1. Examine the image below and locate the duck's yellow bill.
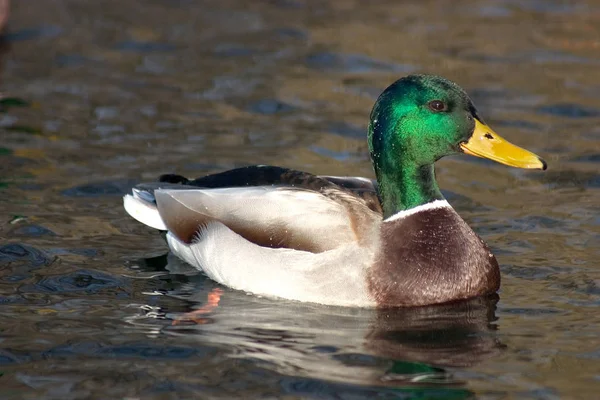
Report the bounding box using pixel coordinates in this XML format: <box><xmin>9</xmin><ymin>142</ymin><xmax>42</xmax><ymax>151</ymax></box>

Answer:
<box><xmin>460</xmin><ymin>120</ymin><xmax>547</xmax><ymax>170</ymax></box>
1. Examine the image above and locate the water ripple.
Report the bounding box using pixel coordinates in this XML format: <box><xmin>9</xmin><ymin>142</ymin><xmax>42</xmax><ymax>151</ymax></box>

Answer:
<box><xmin>19</xmin><ymin>270</ymin><xmax>129</xmax><ymax>294</ymax></box>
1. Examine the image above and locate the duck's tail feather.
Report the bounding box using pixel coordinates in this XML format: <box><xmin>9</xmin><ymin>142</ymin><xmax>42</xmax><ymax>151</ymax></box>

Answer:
<box><xmin>124</xmin><ymin>180</ymin><xmax>210</xmax><ymax>231</ymax></box>
<box><xmin>124</xmin><ymin>191</ymin><xmax>167</xmax><ymax>231</ymax></box>
<box><xmin>159</xmin><ymin>174</ymin><xmax>190</xmax><ymax>184</ymax></box>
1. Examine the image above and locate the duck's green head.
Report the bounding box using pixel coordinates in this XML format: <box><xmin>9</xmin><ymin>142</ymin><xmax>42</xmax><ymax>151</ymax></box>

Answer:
<box><xmin>368</xmin><ymin>74</ymin><xmax>546</xmax><ymax>216</ymax></box>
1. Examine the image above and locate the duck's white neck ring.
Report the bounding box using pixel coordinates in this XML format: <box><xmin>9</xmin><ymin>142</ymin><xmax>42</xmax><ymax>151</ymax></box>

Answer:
<box><xmin>383</xmin><ymin>200</ymin><xmax>451</xmax><ymax>222</ymax></box>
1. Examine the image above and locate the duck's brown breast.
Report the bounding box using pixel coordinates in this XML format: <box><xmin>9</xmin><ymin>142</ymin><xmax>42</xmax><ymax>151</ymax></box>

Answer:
<box><xmin>368</xmin><ymin>206</ymin><xmax>500</xmax><ymax>307</ymax></box>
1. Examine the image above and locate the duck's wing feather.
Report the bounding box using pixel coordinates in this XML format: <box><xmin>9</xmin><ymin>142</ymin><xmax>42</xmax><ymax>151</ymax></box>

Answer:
<box><xmin>164</xmin><ymin>165</ymin><xmax>337</xmax><ymax>191</ymax></box>
<box><xmin>318</xmin><ymin>176</ymin><xmax>382</xmax><ymax>214</ymax></box>
<box><xmin>124</xmin><ymin>165</ymin><xmax>383</xmax><ymax>252</ymax></box>
<box><xmin>318</xmin><ymin>175</ymin><xmax>378</xmax><ymax>192</ymax></box>
<box><xmin>160</xmin><ymin>166</ymin><xmax>383</xmax><ymax>214</ymax></box>
<box><xmin>154</xmin><ymin>185</ymin><xmax>380</xmax><ymax>253</ymax></box>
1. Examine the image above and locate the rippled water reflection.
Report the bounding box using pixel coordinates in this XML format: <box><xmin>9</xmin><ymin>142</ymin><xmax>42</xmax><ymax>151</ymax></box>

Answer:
<box><xmin>1</xmin><ymin>0</ymin><xmax>600</xmax><ymax>398</ymax></box>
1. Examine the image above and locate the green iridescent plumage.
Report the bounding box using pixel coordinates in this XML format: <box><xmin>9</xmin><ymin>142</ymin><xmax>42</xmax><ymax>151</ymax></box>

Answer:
<box><xmin>368</xmin><ymin>75</ymin><xmax>480</xmax><ymax>217</ymax></box>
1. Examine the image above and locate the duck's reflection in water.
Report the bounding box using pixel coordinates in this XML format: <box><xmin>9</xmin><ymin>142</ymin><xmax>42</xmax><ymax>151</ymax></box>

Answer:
<box><xmin>133</xmin><ymin>254</ymin><xmax>503</xmax><ymax>396</ymax></box>
<box><xmin>367</xmin><ymin>295</ymin><xmax>501</xmax><ymax>369</ymax></box>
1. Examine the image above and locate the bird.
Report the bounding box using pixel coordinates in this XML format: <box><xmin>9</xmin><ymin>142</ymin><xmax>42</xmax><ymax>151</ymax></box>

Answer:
<box><xmin>124</xmin><ymin>74</ymin><xmax>546</xmax><ymax>308</ymax></box>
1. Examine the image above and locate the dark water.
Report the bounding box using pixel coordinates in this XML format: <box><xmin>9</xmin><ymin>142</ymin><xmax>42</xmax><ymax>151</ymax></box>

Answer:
<box><xmin>1</xmin><ymin>0</ymin><xmax>600</xmax><ymax>398</ymax></box>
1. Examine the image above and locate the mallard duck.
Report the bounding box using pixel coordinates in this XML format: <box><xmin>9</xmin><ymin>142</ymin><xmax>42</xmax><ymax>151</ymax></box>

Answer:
<box><xmin>124</xmin><ymin>75</ymin><xmax>546</xmax><ymax>308</ymax></box>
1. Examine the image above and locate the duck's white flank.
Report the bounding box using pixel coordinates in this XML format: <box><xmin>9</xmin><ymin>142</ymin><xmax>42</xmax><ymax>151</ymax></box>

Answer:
<box><xmin>383</xmin><ymin>200</ymin><xmax>451</xmax><ymax>223</ymax></box>
<box><xmin>165</xmin><ymin>222</ymin><xmax>377</xmax><ymax>308</ymax></box>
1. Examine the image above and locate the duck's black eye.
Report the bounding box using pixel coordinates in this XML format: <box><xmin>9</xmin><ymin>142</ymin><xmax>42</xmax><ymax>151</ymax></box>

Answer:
<box><xmin>428</xmin><ymin>100</ymin><xmax>447</xmax><ymax>112</ymax></box>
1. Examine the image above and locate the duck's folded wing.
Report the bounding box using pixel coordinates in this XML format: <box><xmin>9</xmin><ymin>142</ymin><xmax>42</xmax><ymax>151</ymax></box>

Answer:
<box><xmin>157</xmin><ymin>167</ymin><xmax>383</xmax><ymax>214</ymax></box>
<box><xmin>319</xmin><ymin>175</ymin><xmax>377</xmax><ymax>192</ymax></box>
<box><xmin>154</xmin><ymin>186</ymin><xmax>379</xmax><ymax>253</ymax></box>
<box><xmin>319</xmin><ymin>176</ymin><xmax>382</xmax><ymax>214</ymax></box>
